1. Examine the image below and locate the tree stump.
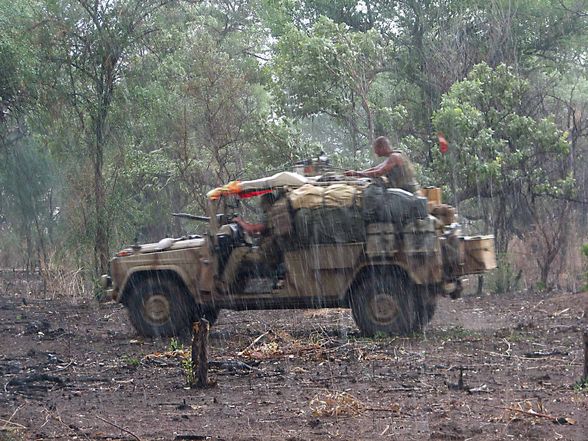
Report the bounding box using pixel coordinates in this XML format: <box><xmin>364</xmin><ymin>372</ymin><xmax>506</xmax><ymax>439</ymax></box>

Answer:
<box><xmin>191</xmin><ymin>318</ymin><xmax>210</xmax><ymax>388</ymax></box>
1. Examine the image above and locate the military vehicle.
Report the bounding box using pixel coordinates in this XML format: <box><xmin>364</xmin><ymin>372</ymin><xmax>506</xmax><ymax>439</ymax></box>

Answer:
<box><xmin>101</xmin><ymin>170</ymin><xmax>496</xmax><ymax>337</ymax></box>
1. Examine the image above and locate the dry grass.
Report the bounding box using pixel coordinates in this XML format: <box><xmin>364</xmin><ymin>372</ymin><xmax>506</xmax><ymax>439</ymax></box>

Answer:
<box><xmin>239</xmin><ymin>330</ymin><xmax>325</xmax><ymax>360</ymax></box>
<box><xmin>309</xmin><ymin>391</ymin><xmax>401</xmax><ymax>417</ymax></box>
<box><xmin>142</xmin><ymin>349</ymin><xmax>190</xmax><ymax>361</ymax></box>
<box><xmin>41</xmin><ymin>251</ymin><xmax>91</xmax><ymax>298</ymax></box>
<box><xmin>43</xmin><ymin>266</ymin><xmax>88</xmax><ymax>298</ymax></box>
<box><xmin>309</xmin><ymin>391</ymin><xmax>366</xmax><ymax>417</ymax></box>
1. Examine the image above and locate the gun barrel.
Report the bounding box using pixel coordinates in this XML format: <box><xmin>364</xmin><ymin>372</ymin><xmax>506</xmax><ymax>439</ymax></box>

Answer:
<box><xmin>172</xmin><ymin>213</ymin><xmax>210</xmax><ymax>221</ymax></box>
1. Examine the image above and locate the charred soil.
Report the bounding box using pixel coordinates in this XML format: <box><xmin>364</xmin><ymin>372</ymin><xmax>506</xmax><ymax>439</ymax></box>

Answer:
<box><xmin>0</xmin><ymin>273</ymin><xmax>587</xmax><ymax>440</ymax></box>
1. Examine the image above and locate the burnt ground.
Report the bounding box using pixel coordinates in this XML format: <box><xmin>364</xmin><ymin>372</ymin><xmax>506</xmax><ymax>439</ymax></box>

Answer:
<box><xmin>0</xmin><ymin>274</ymin><xmax>587</xmax><ymax>441</ymax></box>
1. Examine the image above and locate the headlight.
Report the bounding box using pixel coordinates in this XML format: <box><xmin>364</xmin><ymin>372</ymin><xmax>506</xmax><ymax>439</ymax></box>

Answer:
<box><xmin>99</xmin><ymin>274</ymin><xmax>112</xmax><ymax>289</ymax></box>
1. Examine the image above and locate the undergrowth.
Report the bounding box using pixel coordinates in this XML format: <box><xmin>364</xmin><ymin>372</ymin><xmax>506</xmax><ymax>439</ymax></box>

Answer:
<box><xmin>573</xmin><ymin>377</ymin><xmax>588</xmax><ymax>393</ymax></box>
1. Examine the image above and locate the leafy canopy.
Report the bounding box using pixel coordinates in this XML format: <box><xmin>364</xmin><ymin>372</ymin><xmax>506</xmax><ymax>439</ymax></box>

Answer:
<box><xmin>432</xmin><ymin>63</ymin><xmax>571</xmax><ymax>204</ymax></box>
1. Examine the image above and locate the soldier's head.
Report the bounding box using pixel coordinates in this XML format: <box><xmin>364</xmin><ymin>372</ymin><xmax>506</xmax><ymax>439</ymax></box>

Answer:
<box><xmin>373</xmin><ymin>136</ymin><xmax>392</xmax><ymax>157</ymax></box>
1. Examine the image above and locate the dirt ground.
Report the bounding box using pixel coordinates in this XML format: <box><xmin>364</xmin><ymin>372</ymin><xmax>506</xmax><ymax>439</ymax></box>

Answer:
<box><xmin>0</xmin><ymin>273</ymin><xmax>587</xmax><ymax>441</ymax></box>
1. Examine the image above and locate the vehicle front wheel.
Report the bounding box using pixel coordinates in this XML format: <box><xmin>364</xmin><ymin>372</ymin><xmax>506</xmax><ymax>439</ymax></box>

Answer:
<box><xmin>126</xmin><ymin>276</ymin><xmax>198</xmax><ymax>337</ymax></box>
<box><xmin>350</xmin><ymin>270</ymin><xmax>417</xmax><ymax>337</ymax></box>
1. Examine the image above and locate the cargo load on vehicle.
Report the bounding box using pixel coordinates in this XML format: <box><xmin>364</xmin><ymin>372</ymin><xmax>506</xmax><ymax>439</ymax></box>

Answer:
<box><xmin>267</xmin><ymin>180</ymin><xmax>432</xmax><ymax>249</ymax></box>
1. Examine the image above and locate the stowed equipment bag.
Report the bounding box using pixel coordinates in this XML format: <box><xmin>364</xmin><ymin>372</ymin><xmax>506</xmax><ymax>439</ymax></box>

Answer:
<box><xmin>294</xmin><ymin>206</ymin><xmax>365</xmax><ymax>245</ymax></box>
<box><xmin>362</xmin><ymin>185</ymin><xmax>428</xmax><ymax>225</ymax></box>
<box><xmin>290</xmin><ymin>183</ymin><xmax>365</xmax><ymax>246</ymax></box>
<box><xmin>280</xmin><ymin>182</ymin><xmax>428</xmax><ymax>248</ymax></box>
<box><xmin>289</xmin><ymin>183</ymin><xmax>361</xmax><ymax>209</ymax></box>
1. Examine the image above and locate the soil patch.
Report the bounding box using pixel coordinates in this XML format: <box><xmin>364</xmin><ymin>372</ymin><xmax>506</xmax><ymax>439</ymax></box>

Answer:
<box><xmin>1</xmin><ymin>273</ymin><xmax>587</xmax><ymax>440</ymax></box>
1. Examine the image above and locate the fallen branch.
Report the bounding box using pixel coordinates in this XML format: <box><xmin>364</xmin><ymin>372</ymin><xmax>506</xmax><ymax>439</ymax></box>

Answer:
<box><xmin>0</xmin><ymin>419</ymin><xmax>27</xmax><ymax>429</ymax></box>
<box><xmin>95</xmin><ymin>415</ymin><xmax>143</xmax><ymax>441</ymax></box>
<box><xmin>493</xmin><ymin>405</ymin><xmax>576</xmax><ymax>425</ymax></box>
<box><xmin>1</xmin><ymin>405</ymin><xmax>24</xmax><ymax>430</ymax></box>
<box><xmin>208</xmin><ymin>360</ymin><xmax>259</xmax><ymax>372</ymax></box>
<box><xmin>6</xmin><ymin>374</ymin><xmax>65</xmax><ymax>387</ymax></box>
<box><xmin>501</xmin><ymin>406</ymin><xmax>557</xmax><ymax>421</ymax></box>
<box><xmin>364</xmin><ymin>405</ymin><xmax>401</xmax><ymax>413</ymax></box>
<box><xmin>524</xmin><ymin>349</ymin><xmax>568</xmax><ymax>358</ymax></box>
<box><xmin>237</xmin><ymin>331</ymin><xmax>270</xmax><ymax>356</ymax></box>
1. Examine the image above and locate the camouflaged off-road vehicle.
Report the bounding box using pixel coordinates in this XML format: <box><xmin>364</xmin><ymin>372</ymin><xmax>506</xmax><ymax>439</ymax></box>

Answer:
<box><xmin>101</xmin><ymin>172</ymin><xmax>496</xmax><ymax>337</ymax></box>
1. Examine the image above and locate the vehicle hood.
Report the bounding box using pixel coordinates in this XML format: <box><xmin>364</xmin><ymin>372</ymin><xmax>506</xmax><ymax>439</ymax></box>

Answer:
<box><xmin>122</xmin><ymin>236</ymin><xmax>206</xmax><ymax>255</ymax></box>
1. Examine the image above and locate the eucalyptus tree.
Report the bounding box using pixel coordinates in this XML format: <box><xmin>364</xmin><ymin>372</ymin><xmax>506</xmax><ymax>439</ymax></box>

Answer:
<box><xmin>0</xmin><ymin>0</ymin><xmax>37</xmax><ymax>126</ymax></box>
<box><xmin>110</xmin><ymin>0</ymin><xmax>306</xmax><ymax>240</ymax></box>
<box><xmin>0</xmin><ymin>0</ymin><xmax>54</xmax><ymax>271</ymax></box>
<box><xmin>0</xmin><ymin>140</ymin><xmax>55</xmax><ymax>271</ymax></box>
<box><xmin>432</xmin><ymin>63</ymin><xmax>573</xmax><ymax>284</ymax></box>
<box><xmin>32</xmin><ymin>0</ymin><xmax>175</xmax><ymax>275</ymax></box>
<box><xmin>271</xmin><ymin>16</ymin><xmax>395</xmax><ymax>161</ymax></box>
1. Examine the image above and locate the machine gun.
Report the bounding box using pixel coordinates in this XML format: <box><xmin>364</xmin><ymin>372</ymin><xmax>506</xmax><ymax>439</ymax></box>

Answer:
<box><xmin>172</xmin><ymin>212</ymin><xmax>210</xmax><ymax>222</ymax></box>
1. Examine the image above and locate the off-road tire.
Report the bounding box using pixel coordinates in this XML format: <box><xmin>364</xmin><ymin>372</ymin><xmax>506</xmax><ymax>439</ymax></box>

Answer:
<box><xmin>127</xmin><ymin>276</ymin><xmax>199</xmax><ymax>337</ymax></box>
<box><xmin>350</xmin><ymin>269</ymin><xmax>416</xmax><ymax>337</ymax></box>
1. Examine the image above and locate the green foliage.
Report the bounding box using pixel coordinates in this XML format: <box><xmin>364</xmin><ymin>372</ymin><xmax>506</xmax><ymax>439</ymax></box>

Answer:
<box><xmin>0</xmin><ymin>41</ymin><xmax>21</xmax><ymax>113</ymax></box>
<box><xmin>0</xmin><ymin>0</ymin><xmax>37</xmax><ymax>117</ymax></box>
<box><xmin>261</xmin><ymin>0</ymin><xmax>377</xmax><ymax>36</ymax></box>
<box><xmin>432</xmin><ymin>63</ymin><xmax>573</xmax><ymax>251</ymax></box>
<box><xmin>574</xmin><ymin>377</ymin><xmax>588</xmax><ymax>393</ymax></box>
<box><xmin>168</xmin><ymin>337</ymin><xmax>184</xmax><ymax>352</ymax></box>
<box><xmin>106</xmin><ymin>148</ymin><xmax>176</xmax><ymax>244</ymax></box>
<box><xmin>273</xmin><ymin>16</ymin><xmax>387</xmax><ymax>112</ymax></box>
<box><xmin>487</xmin><ymin>254</ymin><xmax>521</xmax><ymax>294</ymax></box>
<box><xmin>271</xmin><ymin>15</ymin><xmax>394</xmax><ymax>154</ymax></box>
<box><xmin>123</xmin><ymin>356</ymin><xmax>141</xmax><ymax>368</ymax></box>
<box><xmin>181</xmin><ymin>355</ymin><xmax>195</xmax><ymax>386</ymax></box>
<box><xmin>0</xmin><ymin>137</ymin><xmax>56</xmax><ymax>269</ymax></box>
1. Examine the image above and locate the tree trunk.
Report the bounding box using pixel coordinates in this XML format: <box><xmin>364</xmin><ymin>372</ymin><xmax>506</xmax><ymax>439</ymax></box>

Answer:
<box><xmin>92</xmin><ymin>57</ymin><xmax>116</xmax><ymax>277</ymax></box>
<box><xmin>539</xmin><ymin>263</ymin><xmax>549</xmax><ymax>289</ymax></box>
<box><xmin>360</xmin><ymin>94</ymin><xmax>374</xmax><ymax>144</ymax></box>
<box><xmin>476</xmin><ymin>275</ymin><xmax>484</xmax><ymax>296</ymax></box>
<box><xmin>93</xmin><ymin>114</ymin><xmax>108</xmax><ymax>277</ymax></box>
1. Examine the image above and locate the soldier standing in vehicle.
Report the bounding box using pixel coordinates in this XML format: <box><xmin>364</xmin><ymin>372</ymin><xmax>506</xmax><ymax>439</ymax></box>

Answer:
<box><xmin>344</xmin><ymin>136</ymin><xmax>419</xmax><ymax>193</ymax></box>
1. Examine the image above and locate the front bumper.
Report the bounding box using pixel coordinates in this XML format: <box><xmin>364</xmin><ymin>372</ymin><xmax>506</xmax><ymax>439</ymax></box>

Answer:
<box><xmin>99</xmin><ymin>274</ymin><xmax>118</xmax><ymax>301</ymax></box>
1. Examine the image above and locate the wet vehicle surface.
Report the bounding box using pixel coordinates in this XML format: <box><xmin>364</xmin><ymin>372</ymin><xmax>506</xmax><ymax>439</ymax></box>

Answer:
<box><xmin>1</xmin><ymin>274</ymin><xmax>586</xmax><ymax>441</ymax></box>
<box><xmin>103</xmin><ymin>172</ymin><xmax>496</xmax><ymax>338</ymax></box>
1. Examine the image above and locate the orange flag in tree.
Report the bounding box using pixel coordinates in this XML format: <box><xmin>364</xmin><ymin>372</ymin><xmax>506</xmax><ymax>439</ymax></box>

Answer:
<box><xmin>438</xmin><ymin>132</ymin><xmax>448</xmax><ymax>154</ymax></box>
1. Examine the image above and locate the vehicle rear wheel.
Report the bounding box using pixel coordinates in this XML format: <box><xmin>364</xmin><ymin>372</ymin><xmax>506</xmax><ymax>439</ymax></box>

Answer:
<box><xmin>127</xmin><ymin>276</ymin><xmax>198</xmax><ymax>337</ymax></box>
<box><xmin>350</xmin><ymin>269</ymin><xmax>416</xmax><ymax>337</ymax></box>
